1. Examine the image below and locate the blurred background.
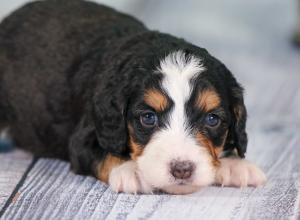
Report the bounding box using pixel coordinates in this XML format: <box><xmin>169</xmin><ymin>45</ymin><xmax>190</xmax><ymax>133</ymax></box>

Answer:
<box><xmin>1</xmin><ymin>0</ymin><xmax>300</xmax><ymax>129</ymax></box>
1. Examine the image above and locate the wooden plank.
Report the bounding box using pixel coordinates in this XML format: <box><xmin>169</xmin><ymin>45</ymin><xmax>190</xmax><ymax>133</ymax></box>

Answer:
<box><xmin>0</xmin><ymin>150</ymin><xmax>32</xmax><ymax>210</ymax></box>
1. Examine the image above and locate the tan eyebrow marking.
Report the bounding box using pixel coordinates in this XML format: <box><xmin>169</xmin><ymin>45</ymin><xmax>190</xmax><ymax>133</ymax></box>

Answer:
<box><xmin>196</xmin><ymin>89</ymin><xmax>221</xmax><ymax>112</ymax></box>
<box><xmin>144</xmin><ymin>89</ymin><xmax>168</xmax><ymax>112</ymax></box>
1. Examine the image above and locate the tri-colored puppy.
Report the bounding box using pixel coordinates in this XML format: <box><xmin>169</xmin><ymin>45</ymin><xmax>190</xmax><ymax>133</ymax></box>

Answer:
<box><xmin>0</xmin><ymin>0</ymin><xmax>266</xmax><ymax>194</ymax></box>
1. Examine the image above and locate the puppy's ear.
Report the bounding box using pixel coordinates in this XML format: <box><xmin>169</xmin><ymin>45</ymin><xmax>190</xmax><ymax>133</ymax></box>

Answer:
<box><xmin>91</xmin><ymin>50</ymin><xmax>141</xmax><ymax>156</ymax></box>
<box><xmin>68</xmin><ymin>115</ymin><xmax>104</xmax><ymax>175</ymax></box>
<box><xmin>92</xmin><ymin>88</ymin><xmax>129</xmax><ymax>156</ymax></box>
<box><xmin>91</xmin><ymin>40</ymin><xmax>148</xmax><ymax>156</ymax></box>
<box><xmin>224</xmin><ymin>77</ymin><xmax>248</xmax><ymax>158</ymax></box>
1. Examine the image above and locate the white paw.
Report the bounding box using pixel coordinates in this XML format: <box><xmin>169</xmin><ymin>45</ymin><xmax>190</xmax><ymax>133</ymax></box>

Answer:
<box><xmin>216</xmin><ymin>158</ymin><xmax>267</xmax><ymax>187</ymax></box>
<box><xmin>108</xmin><ymin>161</ymin><xmax>153</xmax><ymax>194</ymax></box>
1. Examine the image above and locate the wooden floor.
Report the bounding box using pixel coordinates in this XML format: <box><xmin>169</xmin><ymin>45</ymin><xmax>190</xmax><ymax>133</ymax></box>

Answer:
<box><xmin>0</xmin><ymin>150</ymin><xmax>32</xmax><ymax>211</ymax></box>
<box><xmin>1</xmin><ymin>0</ymin><xmax>300</xmax><ymax>219</ymax></box>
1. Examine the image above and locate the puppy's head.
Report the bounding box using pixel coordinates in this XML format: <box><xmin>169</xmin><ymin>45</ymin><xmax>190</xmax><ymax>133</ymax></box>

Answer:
<box><xmin>93</xmin><ymin>49</ymin><xmax>247</xmax><ymax>194</ymax></box>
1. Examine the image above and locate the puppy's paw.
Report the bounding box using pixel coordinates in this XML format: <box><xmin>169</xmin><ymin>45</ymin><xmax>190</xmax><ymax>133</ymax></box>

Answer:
<box><xmin>109</xmin><ymin>161</ymin><xmax>153</xmax><ymax>194</ymax></box>
<box><xmin>216</xmin><ymin>158</ymin><xmax>267</xmax><ymax>188</ymax></box>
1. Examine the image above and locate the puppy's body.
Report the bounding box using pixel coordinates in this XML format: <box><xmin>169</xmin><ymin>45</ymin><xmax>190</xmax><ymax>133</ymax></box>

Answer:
<box><xmin>0</xmin><ymin>0</ymin><xmax>266</xmax><ymax>194</ymax></box>
<box><xmin>0</xmin><ymin>0</ymin><xmax>145</xmax><ymax>159</ymax></box>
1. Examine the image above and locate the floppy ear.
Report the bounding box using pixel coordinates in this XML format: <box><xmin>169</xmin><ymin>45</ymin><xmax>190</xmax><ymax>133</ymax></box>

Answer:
<box><xmin>91</xmin><ymin>49</ymin><xmax>142</xmax><ymax>157</ymax></box>
<box><xmin>224</xmin><ymin>80</ymin><xmax>248</xmax><ymax>158</ymax></box>
<box><xmin>68</xmin><ymin>114</ymin><xmax>105</xmax><ymax>175</ymax></box>
<box><xmin>92</xmin><ymin>86</ymin><xmax>130</xmax><ymax>156</ymax></box>
<box><xmin>90</xmin><ymin>36</ymin><xmax>152</xmax><ymax>156</ymax></box>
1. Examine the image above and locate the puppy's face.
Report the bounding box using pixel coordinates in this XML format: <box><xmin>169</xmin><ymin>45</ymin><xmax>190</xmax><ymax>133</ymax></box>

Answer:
<box><xmin>126</xmin><ymin>51</ymin><xmax>242</xmax><ymax>194</ymax></box>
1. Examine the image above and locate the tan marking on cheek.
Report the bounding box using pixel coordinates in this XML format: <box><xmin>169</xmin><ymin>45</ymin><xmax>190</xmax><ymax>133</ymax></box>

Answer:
<box><xmin>96</xmin><ymin>154</ymin><xmax>125</xmax><ymax>183</ymax></box>
<box><xmin>128</xmin><ymin>124</ymin><xmax>144</xmax><ymax>160</ymax></box>
<box><xmin>196</xmin><ymin>130</ymin><xmax>229</xmax><ymax>164</ymax></box>
<box><xmin>196</xmin><ymin>89</ymin><xmax>221</xmax><ymax>112</ymax></box>
<box><xmin>196</xmin><ymin>133</ymin><xmax>221</xmax><ymax>167</ymax></box>
<box><xmin>144</xmin><ymin>89</ymin><xmax>168</xmax><ymax>112</ymax></box>
<box><xmin>129</xmin><ymin>135</ymin><xmax>144</xmax><ymax>160</ymax></box>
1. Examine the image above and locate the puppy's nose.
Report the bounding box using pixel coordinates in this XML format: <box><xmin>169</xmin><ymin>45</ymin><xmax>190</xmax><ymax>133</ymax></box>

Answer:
<box><xmin>170</xmin><ymin>160</ymin><xmax>195</xmax><ymax>179</ymax></box>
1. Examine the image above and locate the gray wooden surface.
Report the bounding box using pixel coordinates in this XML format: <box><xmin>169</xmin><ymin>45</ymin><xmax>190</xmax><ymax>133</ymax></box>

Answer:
<box><xmin>0</xmin><ymin>150</ymin><xmax>32</xmax><ymax>211</ymax></box>
<box><xmin>1</xmin><ymin>0</ymin><xmax>300</xmax><ymax>219</ymax></box>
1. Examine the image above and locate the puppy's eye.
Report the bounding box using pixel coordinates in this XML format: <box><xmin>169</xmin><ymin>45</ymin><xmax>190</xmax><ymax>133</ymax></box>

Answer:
<box><xmin>204</xmin><ymin>113</ymin><xmax>220</xmax><ymax>127</ymax></box>
<box><xmin>140</xmin><ymin>111</ymin><xmax>158</xmax><ymax>128</ymax></box>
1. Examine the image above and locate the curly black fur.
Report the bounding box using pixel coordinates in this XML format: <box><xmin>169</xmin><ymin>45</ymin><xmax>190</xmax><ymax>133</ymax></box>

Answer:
<box><xmin>0</xmin><ymin>0</ymin><xmax>247</xmax><ymax>177</ymax></box>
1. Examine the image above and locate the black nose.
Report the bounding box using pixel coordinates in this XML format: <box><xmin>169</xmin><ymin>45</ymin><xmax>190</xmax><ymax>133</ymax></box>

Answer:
<box><xmin>170</xmin><ymin>160</ymin><xmax>195</xmax><ymax>179</ymax></box>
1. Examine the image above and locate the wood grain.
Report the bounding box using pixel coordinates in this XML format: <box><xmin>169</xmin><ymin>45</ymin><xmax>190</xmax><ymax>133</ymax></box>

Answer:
<box><xmin>0</xmin><ymin>150</ymin><xmax>32</xmax><ymax>210</ymax></box>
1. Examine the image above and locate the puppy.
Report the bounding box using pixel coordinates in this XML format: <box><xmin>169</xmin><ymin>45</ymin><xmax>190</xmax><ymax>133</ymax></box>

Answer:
<box><xmin>0</xmin><ymin>0</ymin><xmax>266</xmax><ymax>194</ymax></box>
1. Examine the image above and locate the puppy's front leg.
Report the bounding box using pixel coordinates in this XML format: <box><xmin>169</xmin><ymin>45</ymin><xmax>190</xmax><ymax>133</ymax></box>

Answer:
<box><xmin>96</xmin><ymin>155</ymin><xmax>153</xmax><ymax>194</ymax></box>
<box><xmin>216</xmin><ymin>157</ymin><xmax>267</xmax><ymax>187</ymax></box>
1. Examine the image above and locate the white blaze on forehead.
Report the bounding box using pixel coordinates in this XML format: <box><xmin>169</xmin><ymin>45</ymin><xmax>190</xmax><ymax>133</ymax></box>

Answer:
<box><xmin>136</xmin><ymin>51</ymin><xmax>215</xmax><ymax>193</ymax></box>
<box><xmin>158</xmin><ymin>50</ymin><xmax>205</xmax><ymax>132</ymax></box>
<box><xmin>159</xmin><ymin>50</ymin><xmax>205</xmax><ymax>79</ymax></box>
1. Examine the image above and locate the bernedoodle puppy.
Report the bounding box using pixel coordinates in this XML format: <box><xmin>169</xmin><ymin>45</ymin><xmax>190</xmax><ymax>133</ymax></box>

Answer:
<box><xmin>0</xmin><ymin>0</ymin><xmax>266</xmax><ymax>194</ymax></box>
